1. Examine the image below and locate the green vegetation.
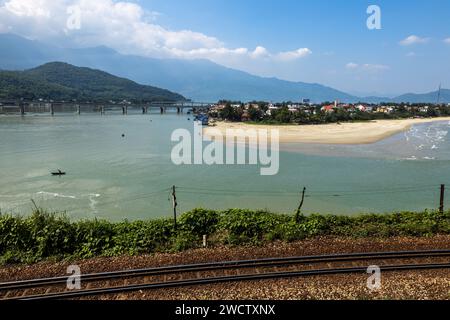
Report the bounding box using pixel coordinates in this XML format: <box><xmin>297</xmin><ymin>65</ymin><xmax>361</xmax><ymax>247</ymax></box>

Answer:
<box><xmin>1</xmin><ymin>208</ymin><xmax>449</xmax><ymax>265</ymax></box>
<box><xmin>0</xmin><ymin>62</ymin><xmax>185</xmax><ymax>103</ymax></box>
<box><xmin>212</xmin><ymin>102</ymin><xmax>450</xmax><ymax>125</ymax></box>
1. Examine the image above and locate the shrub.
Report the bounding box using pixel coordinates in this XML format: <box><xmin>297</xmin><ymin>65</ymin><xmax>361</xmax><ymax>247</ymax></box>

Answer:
<box><xmin>171</xmin><ymin>231</ymin><xmax>200</xmax><ymax>252</ymax></box>
<box><xmin>0</xmin><ymin>214</ymin><xmax>31</xmax><ymax>255</ymax></box>
<box><xmin>73</xmin><ymin>219</ymin><xmax>115</xmax><ymax>258</ymax></box>
<box><xmin>0</xmin><ymin>209</ymin><xmax>449</xmax><ymax>265</ymax></box>
<box><xmin>28</xmin><ymin>211</ymin><xmax>76</xmax><ymax>258</ymax></box>
<box><xmin>179</xmin><ymin>209</ymin><xmax>220</xmax><ymax>237</ymax></box>
<box><xmin>219</xmin><ymin>209</ymin><xmax>287</xmax><ymax>244</ymax></box>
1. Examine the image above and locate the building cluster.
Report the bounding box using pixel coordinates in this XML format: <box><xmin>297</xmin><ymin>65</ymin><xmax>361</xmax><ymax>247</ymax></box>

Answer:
<box><xmin>209</xmin><ymin>99</ymin><xmax>450</xmax><ymax>121</ymax></box>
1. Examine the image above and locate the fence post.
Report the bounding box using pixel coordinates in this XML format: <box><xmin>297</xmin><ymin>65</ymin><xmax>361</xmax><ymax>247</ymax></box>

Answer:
<box><xmin>172</xmin><ymin>185</ymin><xmax>178</xmax><ymax>229</ymax></box>
<box><xmin>440</xmin><ymin>184</ymin><xmax>445</xmax><ymax>214</ymax></box>
<box><xmin>295</xmin><ymin>187</ymin><xmax>307</xmax><ymax>223</ymax></box>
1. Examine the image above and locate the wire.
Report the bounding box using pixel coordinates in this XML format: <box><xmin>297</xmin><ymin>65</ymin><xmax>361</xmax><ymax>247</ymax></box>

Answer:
<box><xmin>175</xmin><ymin>184</ymin><xmax>440</xmax><ymax>199</ymax></box>
<box><xmin>97</xmin><ymin>188</ymin><xmax>171</xmax><ymax>206</ymax></box>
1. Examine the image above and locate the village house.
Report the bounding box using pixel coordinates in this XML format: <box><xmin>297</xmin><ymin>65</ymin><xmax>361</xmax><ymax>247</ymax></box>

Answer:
<box><xmin>244</xmin><ymin>103</ymin><xmax>260</xmax><ymax>110</ymax></box>
<box><xmin>302</xmin><ymin>106</ymin><xmax>318</xmax><ymax>115</ymax></box>
<box><xmin>266</xmin><ymin>103</ymin><xmax>279</xmax><ymax>116</ymax></box>
<box><xmin>321</xmin><ymin>104</ymin><xmax>335</xmax><ymax>113</ymax></box>
<box><xmin>365</xmin><ymin>105</ymin><xmax>374</xmax><ymax>113</ymax></box>
<box><xmin>376</xmin><ymin>106</ymin><xmax>395</xmax><ymax>114</ymax></box>
<box><xmin>355</xmin><ymin>104</ymin><xmax>367</xmax><ymax>112</ymax></box>
<box><xmin>210</xmin><ymin>104</ymin><xmax>226</xmax><ymax>112</ymax></box>
<box><xmin>418</xmin><ymin>105</ymin><xmax>429</xmax><ymax>113</ymax></box>
<box><xmin>288</xmin><ymin>104</ymin><xmax>301</xmax><ymax>112</ymax></box>
<box><xmin>241</xmin><ymin>110</ymin><xmax>250</xmax><ymax>122</ymax></box>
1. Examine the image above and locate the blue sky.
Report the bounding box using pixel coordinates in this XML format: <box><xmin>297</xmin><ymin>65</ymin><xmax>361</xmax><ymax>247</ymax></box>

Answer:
<box><xmin>143</xmin><ymin>0</ymin><xmax>450</xmax><ymax>96</ymax></box>
<box><xmin>0</xmin><ymin>0</ymin><xmax>449</xmax><ymax>95</ymax></box>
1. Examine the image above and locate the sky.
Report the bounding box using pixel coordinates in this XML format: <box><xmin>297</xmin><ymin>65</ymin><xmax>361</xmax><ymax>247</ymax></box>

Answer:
<box><xmin>0</xmin><ymin>0</ymin><xmax>449</xmax><ymax>96</ymax></box>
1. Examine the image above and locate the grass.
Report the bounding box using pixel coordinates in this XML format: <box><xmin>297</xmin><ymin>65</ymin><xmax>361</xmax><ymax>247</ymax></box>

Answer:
<box><xmin>0</xmin><ymin>208</ymin><xmax>449</xmax><ymax>265</ymax></box>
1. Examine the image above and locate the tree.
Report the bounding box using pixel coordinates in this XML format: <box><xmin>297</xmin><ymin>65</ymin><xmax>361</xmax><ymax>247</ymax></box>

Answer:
<box><xmin>219</xmin><ymin>103</ymin><xmax>242</xmax><ymax>121</ymax></box>
<box><xmin>273</xmin><ymin>106</ymin><xmax>292</xmax><ymax>123</ymax></box>
<box><xmin>248</xmin><ymin>106</ymin><xmax>263</xmax><ymax>121</ymax></box>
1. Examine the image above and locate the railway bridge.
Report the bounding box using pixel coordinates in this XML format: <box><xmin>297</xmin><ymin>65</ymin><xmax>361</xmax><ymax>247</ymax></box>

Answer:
<box><xmin>0</xmin><ymin>100</ymin><xmax>214</xmax><ymax>115</ymax></box>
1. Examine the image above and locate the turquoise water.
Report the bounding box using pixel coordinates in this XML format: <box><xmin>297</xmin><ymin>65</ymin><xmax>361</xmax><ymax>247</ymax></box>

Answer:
<box><xmin>0</xmin><ymin>113</ymin><xmax>449</xmax><ymax>221</ymax></box>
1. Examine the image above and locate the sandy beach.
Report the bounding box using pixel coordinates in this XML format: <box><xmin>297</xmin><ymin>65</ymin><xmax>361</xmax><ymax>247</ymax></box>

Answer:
<box><xmin>204</xmin><ymin>117</ymin><xmax>450</xmax><ymax>145</ymax></box>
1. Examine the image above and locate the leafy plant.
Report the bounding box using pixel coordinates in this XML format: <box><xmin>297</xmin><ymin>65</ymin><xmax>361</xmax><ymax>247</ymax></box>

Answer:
<box><xmin>0</xmin><ymin>208</ymin><xmax>449</xmax><ymax>265</ymax></box>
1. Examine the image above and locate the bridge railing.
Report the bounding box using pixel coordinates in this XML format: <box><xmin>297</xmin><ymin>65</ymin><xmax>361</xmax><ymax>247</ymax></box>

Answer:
<box><xmin>0</xmin><ymin>100</ymin><xmax>214</xmax><ymax>115</ymax></box>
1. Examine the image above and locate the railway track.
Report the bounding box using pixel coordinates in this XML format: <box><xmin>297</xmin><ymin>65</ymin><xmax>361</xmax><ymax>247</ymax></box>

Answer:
<box><xmin>1</xmin><ymin>250</ymin><xmax>449</xmax><ymax>300</ymax></box>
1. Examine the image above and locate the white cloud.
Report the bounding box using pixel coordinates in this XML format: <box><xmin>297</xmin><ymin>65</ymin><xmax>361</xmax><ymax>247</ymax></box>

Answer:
<box><xmin>444</xmin><ymin>38</ymin><xmax>450</xmax><ymax>44</ymax></box>
<box><xmin>406</xmin><ymin>52</ymin><xmax>416</xmax><ymax>57</ymax></box>
<box><xmin>5</xmin><ymin>0</ymin><xmax>51</xmax><ymax>17</ymax></box>
<box><xmin>346</xmin><ymin>63</ymin><xmax>389</xmax><ymax>72</ymax></box>
<box><xmin>276</xmin><ymin>48</ymin><xmax>312</xmax><ymax>61</ymax></box>
<box><xmin>0</xmin><ymin>0</ymin><xmax>311</xmax><ymax>68</ymax></box>
<box><xmin>362</xmin><ymin>64</ymin><xmax>389</xmax><ymax>71</ymax></box>
<box><xmin>250</xmin><ymin>46</ymin><xmax>270</xmax><ymax>59</ymax></box>
<box><xmin>399</xmin><ymin>35</ymin><xmax>429</xmax><ymax>46</ymax></box>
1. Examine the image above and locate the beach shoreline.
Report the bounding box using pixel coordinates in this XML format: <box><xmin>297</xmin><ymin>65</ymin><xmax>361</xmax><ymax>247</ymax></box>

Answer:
<box><xmin>204</xmin><ymin>117</ymin><xmax>450</xmax><ymax>145</ymax></box>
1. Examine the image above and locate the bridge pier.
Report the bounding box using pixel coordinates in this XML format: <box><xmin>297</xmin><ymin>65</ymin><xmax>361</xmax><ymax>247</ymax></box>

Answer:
<box><xmin>0</xmin><ymin>101</ymin><xmax>212</xmax><ymax>116</ymax></box>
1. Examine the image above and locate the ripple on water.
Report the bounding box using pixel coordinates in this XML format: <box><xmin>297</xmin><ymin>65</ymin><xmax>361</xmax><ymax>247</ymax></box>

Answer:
<box><xmin>36</xmin><ymin>191</ymin><xmax>77</xmax><ymax>200</ymax></box>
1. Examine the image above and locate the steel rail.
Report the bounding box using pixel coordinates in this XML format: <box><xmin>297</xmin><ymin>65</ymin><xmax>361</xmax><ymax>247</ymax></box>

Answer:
<box><xmin>15</xmin><ymin>262</ymin><xmax>450</xmax><ymax>301</ymax></box>
<box><xmin>1</xmin><ymin>249</ymin><xmax>449</xmax><ymax>292</ymax></box>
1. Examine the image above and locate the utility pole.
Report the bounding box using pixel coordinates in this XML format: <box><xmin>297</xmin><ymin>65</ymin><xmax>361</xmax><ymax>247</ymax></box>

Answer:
<box><xmin>172</xmin><ymin>185</ymin><xmax>178</xmax><ymax>229</ymax></box>
<box><xmin>439</xmin><ymin>184</ymin><xmax>445</xmax><ymax>214</ymax></box>
<box><xmin>295</xmin><ymin>187</ymin><xmax>307</xmax><ymax>223</ymax></box>
<box><xmin>437</xmin><ymin>83</ymin><xmax>442</xmax><ymax>105</ymax></box>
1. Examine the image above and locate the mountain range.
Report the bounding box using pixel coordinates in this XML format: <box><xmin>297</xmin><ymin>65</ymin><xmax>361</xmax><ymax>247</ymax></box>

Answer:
<box><xmin>0</xmin><ymin>33</ymin><xmax>448</xmax><ymax>103</ymax></box>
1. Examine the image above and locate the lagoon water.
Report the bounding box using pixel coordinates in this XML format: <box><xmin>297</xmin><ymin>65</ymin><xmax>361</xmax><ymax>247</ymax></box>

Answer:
<box><xmin>1</xmin><ymin>112</ymin><xmax>449</xmax><ymax>221</ymax></box>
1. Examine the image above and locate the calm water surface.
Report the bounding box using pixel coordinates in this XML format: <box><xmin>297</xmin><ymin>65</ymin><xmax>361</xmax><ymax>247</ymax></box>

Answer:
<box><xmin>1</xmin><ymin>113</ymin><xmax>449</xmax><ymax>221</ymax></box>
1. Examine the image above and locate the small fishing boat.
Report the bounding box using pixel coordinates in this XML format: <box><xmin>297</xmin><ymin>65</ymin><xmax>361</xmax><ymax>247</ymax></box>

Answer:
<box><xmin>51</xmin><ymin>170</ymin><xmax>66</xmax><ymax>176</ymax></box>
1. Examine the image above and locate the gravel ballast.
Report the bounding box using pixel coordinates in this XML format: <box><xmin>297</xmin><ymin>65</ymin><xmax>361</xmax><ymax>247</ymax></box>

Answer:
<box><xmin>1</xmin><ymin>236</ymin><xmax>449</xmax><ymax>300</ymax></box>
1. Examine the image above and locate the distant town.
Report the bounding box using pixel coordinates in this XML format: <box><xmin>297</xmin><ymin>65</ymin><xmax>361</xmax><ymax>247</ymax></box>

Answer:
<box><xmin>3</xmin><ymin>97</ymin><xmax>450</xmax><ymax>126</ymax></box>
<box><xmin>208</xmin><ymin>99</ymin><xmax>450</xmax><ymax>124</ymax></box>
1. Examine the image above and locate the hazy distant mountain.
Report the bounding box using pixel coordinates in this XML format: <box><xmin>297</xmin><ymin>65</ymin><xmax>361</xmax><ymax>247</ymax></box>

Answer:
<box><xmin>0</xmin><ymin>34</ymin><xmax>355</xmax><ymax>102</ymax></box>
<box><xmin>360</xmin><ymin>90</ymin><xmax>449</xmax><ymax>104</ymax></box>
<box><xmin>392</xmin><ymin>90</ymin><xmax>450</xmax><ymax>104</ymax></box>
<box><xmin>0</xmin><ymin>33</ymin><xmax>448</xmax><ymax>103</ymax></box>
<box><xmin>0</xmin><ymin>62</ymin><xmax>185</xmax><ymax>102</ymax></box>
